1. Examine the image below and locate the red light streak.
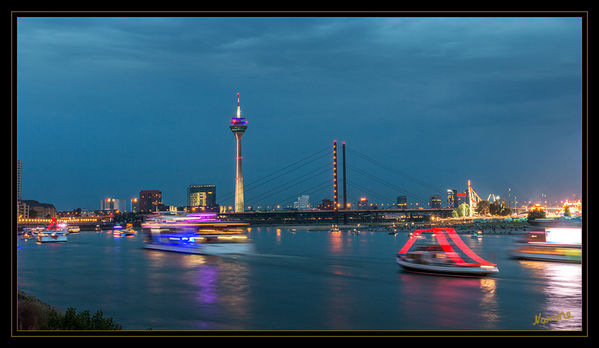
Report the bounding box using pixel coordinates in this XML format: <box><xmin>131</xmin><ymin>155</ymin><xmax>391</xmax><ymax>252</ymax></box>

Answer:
<box><xmin>434</xmin><ymin>231</ymin><xmax>474</xmax><ymax>265</ymax></box>
<box><xmin>445</xmin><ymin>228</ymin><xmax>495</xmax><ymax>266</ymax></box>
<box><xmin>398</xmin><ymin>228</ymin><xmax>495</xmax><ymax>267</ymax></box>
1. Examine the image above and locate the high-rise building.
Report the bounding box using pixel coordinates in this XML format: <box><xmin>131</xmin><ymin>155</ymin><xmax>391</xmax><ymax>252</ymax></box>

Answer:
<box><xmin>17</xmin><ymin>160</ymin><xmax>22</xmax><ymax>201</ymax></box>
<box><xmin>293</xmin><ymin>195</ymin><xmax>310</xmax><ymax>210</ymax></box>
<box><xmin>430</xmin><ymin>195</ymin><xmax>442</xmax><ymax>209</ymax></box>
<box><xmin>230</xmin><ymin>92</ymin><xmax>248</xmax><ymax>213</ymax></box>
<box><xmin>101</xmin><ymin>198</ymin><xmax>124</xmax><ymax>211</ymax></box>
<box><xmin>139</xmin><ymin>190</ymin><xmax>162</xmax><ymax>213</ymax></box>
<box><xmin>396</xmin><ymin>196</ymin><xmax>407</xmax><ymax>209</ymax></box>
<box><xmin>17</xmin><ymin>160</ymin><xmax>29</xmax><ymax>218</ymax></box>
<box><xmin>318</xmin><ymin>199</ymin><xmax>335</xmax><ymax>210</ymax></box>
<box><xmin>447</xmin><ymin>189</ymin><xmax>458</xmax><ymax>209</ymax></box>
<box><xmin>130</xmin><ymin>198</ymin><xmax>139</xmax><ymax>212</ymax></box>
<box><xmin>188</xmin><ymin>184</ymin><xmax>216</xmax><ymax>208</ymax></box>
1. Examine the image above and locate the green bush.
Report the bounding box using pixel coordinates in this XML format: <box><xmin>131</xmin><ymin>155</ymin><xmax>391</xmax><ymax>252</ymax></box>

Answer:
<box><xmin>47</xmin><ymin>307</ymin><xmax>122</xmax><ymax>330</ymax></box>
<box><xmin>527</xmin><ymin>210</ymin><xmax>546</xmax><ymax>220</ymax></box>
<box><xmin>18</xmin><ymin>291</ymin><xmax>121</xmax><ymax>330</ymax></box>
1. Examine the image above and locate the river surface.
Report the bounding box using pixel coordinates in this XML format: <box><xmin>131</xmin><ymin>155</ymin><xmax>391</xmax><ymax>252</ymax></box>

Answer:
<box><xmin>16</xmin><ymin>227</ymin><xmax>583</xmax><ymax>332</ymax></box>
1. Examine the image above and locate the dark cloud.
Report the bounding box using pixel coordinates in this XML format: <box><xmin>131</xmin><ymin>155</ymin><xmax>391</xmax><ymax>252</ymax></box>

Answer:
<box><xmin>17</xmin><ymin>17</ymin><xmax>582</xmax><ymax>210</ymax></box>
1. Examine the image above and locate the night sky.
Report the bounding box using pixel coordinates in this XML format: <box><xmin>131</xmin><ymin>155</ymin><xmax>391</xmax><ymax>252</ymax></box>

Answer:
<box><xmin>16</xmin><ymin>17</ymin><xmax>583</xmax><ymax>211</ymax></box>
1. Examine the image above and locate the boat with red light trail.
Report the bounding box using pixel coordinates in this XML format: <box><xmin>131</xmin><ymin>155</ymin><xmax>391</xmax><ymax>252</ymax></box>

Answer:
<box><xmin>396</xmin><ymin>227</ymin><xmax>499</xmax><ymax>276</ymax></box>
<box><xmin>142</xmin><ymin>212</ymin><xmax>253</xmax><ymax>255</ymax></box>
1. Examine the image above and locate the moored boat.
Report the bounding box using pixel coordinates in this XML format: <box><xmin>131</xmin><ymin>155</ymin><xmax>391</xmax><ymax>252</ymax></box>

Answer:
<box><xmin>329</xmin><ymin>225</ymin><xmax>341</xmax><ymax>233</ymax></box>
<box><xmin>396</xmin><ymin>227</ymin><xmax>498</xmax><ymax>277</ymax></box>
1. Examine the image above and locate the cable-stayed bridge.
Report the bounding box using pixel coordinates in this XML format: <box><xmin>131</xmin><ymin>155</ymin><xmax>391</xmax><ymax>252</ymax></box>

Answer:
<box><xmin>218</xmin><ymin>140</ymin><xmax>457</xmax><ymax>223</ymax></box>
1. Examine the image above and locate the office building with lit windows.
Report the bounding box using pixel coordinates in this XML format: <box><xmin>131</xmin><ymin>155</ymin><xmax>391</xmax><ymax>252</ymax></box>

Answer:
<box><xmin>430</xmin><ymin>195</ymin><xmax>442</xmax><ymax>208</ymax></box>
<box><xmin>293</xmin><ymin>195</ymin><xmax>310</xmax><ymax>210</ymax></box>
<box><xmin>130</xmin><ymin>198</ymin><xmax>139</xmax><ymax>212</ymax></box>
<box><xmin>447</xmin><ymin>189</ymin><xmax>458</xmax><ymax>209</ymax></box>
<box><xmin>188</xmin><ymin>184</ymin><xmax>216</xmax><ymax>208</ymax></box>
<box><xmin>140</xmin><ymin>190</ymin><xmax>162</xmax><ymax>213</ymax></box>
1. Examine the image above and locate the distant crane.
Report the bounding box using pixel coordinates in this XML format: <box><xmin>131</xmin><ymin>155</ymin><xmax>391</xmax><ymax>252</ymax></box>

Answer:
<box><xmin>487</xmin><ymin>193</ymin><xmax>499</xmax><ymax>202</ymax></box>
<box><xmin>467</xmin><ymin>180</ymin><xmax>483</xmax><ymax>217</ymax></box>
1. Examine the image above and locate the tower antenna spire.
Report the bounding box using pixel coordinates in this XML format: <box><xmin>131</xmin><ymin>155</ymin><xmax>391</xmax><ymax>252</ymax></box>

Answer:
<box><xmin>230</xmin><ymin>92</ymin><xmax>248</xmax><ymax>213</ymax></box>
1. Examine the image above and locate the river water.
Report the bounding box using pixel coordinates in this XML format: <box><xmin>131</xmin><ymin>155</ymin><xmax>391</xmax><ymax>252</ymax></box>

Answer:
<box><xmin>16</xmin><ymin>227</ymin><xmax>583</xmax><ymax>332</ymax></box>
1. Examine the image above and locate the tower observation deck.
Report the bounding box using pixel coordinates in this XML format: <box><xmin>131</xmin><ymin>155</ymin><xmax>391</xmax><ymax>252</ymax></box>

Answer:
<box><xmin>230</xmin><ymin>92</ymin><xmax>248</xmax><ymax>213</ymax></box>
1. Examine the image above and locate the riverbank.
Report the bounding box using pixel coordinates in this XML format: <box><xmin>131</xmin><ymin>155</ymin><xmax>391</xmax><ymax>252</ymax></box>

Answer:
<box><xmin>16</xmin><ymin>291</ymin><xmax>122</xmax><ymax>331</ymax></box>
<box><xmin>264</xmin><ymin>220</ymin><xmax>533</xmax><ymax>235</ymax></box>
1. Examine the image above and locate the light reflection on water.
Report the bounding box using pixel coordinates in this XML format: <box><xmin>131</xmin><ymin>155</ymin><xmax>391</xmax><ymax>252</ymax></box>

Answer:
<box><xmin>16</xmin><ymin>229</ymin><xmax>583</xmax><ymax>331</ymax></box>
<box><xmin>518</xmin><ymin>260</ymin><xmax>582</xmax><ymax>330</ymax></box>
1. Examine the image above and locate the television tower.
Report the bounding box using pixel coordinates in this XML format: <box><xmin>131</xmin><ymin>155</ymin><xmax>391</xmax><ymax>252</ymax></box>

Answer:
<box><xmin>230</xmin><ymin>92</ymin><xmax>248</xmax><ymax>213</ymax></box>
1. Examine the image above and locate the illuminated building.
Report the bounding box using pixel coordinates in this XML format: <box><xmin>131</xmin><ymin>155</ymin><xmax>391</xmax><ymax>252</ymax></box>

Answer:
<box><xmin>22</xmin><ymin>200</ymin><xmax>56</xmax><ymax>218</ymax></box>
<box><xmin>396</xmin><ymin>196</ymin><xmax>407</xmax><ymax>209</ymax></box>
<box><xmin>562</xmin><ymin>200</ymin><xmax>582</xmax><ymax>217</ymax></box>
<box><xmin>101</xmin><ymin>198</ymin><xmax>124</xmax><ymax>211</ymax></box>
<box><xmin>530</xmin><ymin>203</ymin><xmax>545</xmax><ymax>212</ymax></box>
<box><xmin>140</xmin><ymin>190</ymin><xmax>162</xmax><ymax>213</ymax></box>
<box><xmin>430</xmin><ymin>195</ymin><xmax>442</xmax><ymax>209</ymax></box>
<box><xmin>447</xmin><ymin>189</ymin><xmax>457</xmax><ymax>209</ymax></box>
<box><xmin>188</xmin><ymin>184</ymin><xmax>217</xmax><ymax>208</ymax></box>
<box><xmin>318</xmin><ymin>199</ymin><xmax>335</xmax><ymax>210</ymax></box>
<box><xmin>131</xmin><ymin>198</ymin><xmax>139</xmax><ymax>213</ymax></box>
<box><xmin>293</xmin><ymin>195</ymin><xmax>310</xmax><ymax>210</ymax></box>
<box><xmin>17</xmin><ymin>160</ymin><xmax>28</xmax><ymax>218</ymax></box>
<box><xmin>230</xmin><ymin>92</ymin><xmax>248</xmax><ymax>213</ymax></box>
<box><xmin>17</xmin><ymin>160</ymin><xmax>22</xmax><ymax>201</ymax></box>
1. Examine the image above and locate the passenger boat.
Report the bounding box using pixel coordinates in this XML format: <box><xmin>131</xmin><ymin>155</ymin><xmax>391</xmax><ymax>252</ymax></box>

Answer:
<box><xmin>396</xmin><ymin>227</ymin><xmax>498</xmax><ymax>276</ymax></box>
<box><xmin>115</xmin><ymin>223</ymin><xmax>136</xmax><ymax>237</ymax></box>
<box><xmin>122</xmin><ymin>223</ymin><xmax>136</xmax><ymax>236</ymax></box>
<box><xmin>329</xmin><ymin>225</ymin><xmax>341</xmax><ymax>233</ymax></box>
<box><xmin>67</xmin><ymin>225</ymin><xmax>80</xmax><ymax>233</ymax></box>
<box><xmin>36</xmin><ymin>217</ymin><xmax>68</xmax><ymax>243</ymax></box>
<box><xmin>511</xmin><ymin>227</ymin><xmax>581</xmax><ymax>263</ymax></box>
<box><xmin>142</xmin><ymin>212</ymin><xmax>253</xmax><ymax>255</ymax></box>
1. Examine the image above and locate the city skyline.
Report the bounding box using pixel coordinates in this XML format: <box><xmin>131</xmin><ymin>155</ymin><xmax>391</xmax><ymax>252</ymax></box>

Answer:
<box><xmin>16</xmin><ymin>17</ymin><xmax>583</xmax><ymax>211</ymax></box>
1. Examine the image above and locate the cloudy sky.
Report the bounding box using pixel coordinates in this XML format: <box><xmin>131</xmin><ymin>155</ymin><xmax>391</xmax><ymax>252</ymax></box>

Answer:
<box><xmin>17</xmin><ymin>16</ymin><xmax>583</xmax><ymax>211</ymax></box>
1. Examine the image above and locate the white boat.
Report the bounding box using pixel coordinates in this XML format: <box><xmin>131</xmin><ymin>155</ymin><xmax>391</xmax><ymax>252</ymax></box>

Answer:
<box><xmin>396</xmin><ymin>227</ymin><xmax>498</xmax><ymax>277</ymax></box>
<box><xmin>396</xmin><ymin>244</ymin><xmax>499</xmax><ymax>276</ymax></box>
<box><xmin>37</xmin><ymin>230</ymin><xmax>68</xmax><ymax>243</ymax></box>
<box><xmin>36</xmin><ymin>217</ymin><xmax>68</xmax><ymax>243</ymax></box>
<box><xmin>142</xmin><ymin>213</ymin><xmax>253</xmax><ymax>255</ymax></box>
